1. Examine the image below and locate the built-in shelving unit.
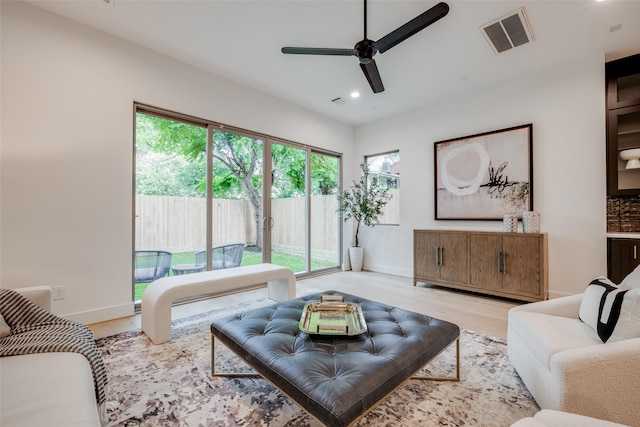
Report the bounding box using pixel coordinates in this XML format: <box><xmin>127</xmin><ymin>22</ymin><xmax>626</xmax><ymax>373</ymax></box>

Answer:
<box><xmin>606</xmin><ymin>53</ymin><xmax>640</xmax><ymax>278</ymax></box>
<box><xmin>606</xmin><ymin>53</ymin><xmax>640</xmax><ymax>196</ymax></box>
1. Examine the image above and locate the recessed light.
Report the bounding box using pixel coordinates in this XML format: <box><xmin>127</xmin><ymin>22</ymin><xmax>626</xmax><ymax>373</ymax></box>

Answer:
<box><xmin>350</xmin><ymin>91</ymin><xmax>360</xmax><ymax>98</ymax></box>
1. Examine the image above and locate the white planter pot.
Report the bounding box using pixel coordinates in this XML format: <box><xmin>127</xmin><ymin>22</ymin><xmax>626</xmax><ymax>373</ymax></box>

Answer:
<box><xmin>349</xmin><ymin>246</ymin><xmax>364</xmax><ymax>272</ymax></box>
<box><xmin>342</xmin><ymin>248</ymin><xmax>351</xmax><ymax>271</ymax></box>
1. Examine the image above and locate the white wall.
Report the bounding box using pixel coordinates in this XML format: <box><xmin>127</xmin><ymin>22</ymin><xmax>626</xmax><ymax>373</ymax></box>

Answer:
<box><xmin>0</xmin><ymin>2</ymin><xmax>354</xmax><ymax>322</ymax></box>
<box><xmin>355</xmin><ymin>54</ymin><xmax>607</xmax><ymax>298</ymax></box>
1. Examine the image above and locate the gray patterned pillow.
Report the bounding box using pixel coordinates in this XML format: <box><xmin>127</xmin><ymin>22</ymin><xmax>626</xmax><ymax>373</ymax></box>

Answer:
<box><xmin>0</xmin><ymin>313</ymin><xmax>10</xmax><ymax>338</ymax></box>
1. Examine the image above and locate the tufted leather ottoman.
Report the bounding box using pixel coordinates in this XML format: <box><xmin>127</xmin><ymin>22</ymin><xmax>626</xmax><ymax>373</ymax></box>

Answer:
<box><xmin>210</xmin><ymin>291</ymin><xmax>460</xmax><ymax>426</ymax></box>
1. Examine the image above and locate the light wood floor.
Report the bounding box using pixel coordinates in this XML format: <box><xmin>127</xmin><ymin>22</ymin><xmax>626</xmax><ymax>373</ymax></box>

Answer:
<box><xmin>89</xmin><ymin>271</ymin><xmax>521</xmax><ymax>340</ymax></box>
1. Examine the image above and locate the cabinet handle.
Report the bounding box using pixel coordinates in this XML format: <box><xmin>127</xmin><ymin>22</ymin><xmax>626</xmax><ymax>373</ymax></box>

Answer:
<box><xmin>635</xmin><ymin>245</ymin><xmax>637</xmax><ymax>260</ymax></box>
<box><xmin>440</xmin><ymin>247</ymin><xmax>444</xmax><ymax>266</ymax></box>
<box><xmin>435</xmin><ymin>246</ymin><xmax>440</xmax><ymax>265</ymax></box>
<box><xmin>502</xmin><ymin>252</ymin><xmax>507</xmax><ymax>275</ymax></box>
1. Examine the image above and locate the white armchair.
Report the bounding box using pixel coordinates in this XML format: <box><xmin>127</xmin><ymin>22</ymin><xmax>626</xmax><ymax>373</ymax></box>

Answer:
<box><xmin>507</xmin><ymin>294</ymin><xmax>640</xmax><ymax>427</ymax></box>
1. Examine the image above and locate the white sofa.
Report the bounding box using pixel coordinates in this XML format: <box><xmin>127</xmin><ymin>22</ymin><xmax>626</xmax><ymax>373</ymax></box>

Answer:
<box><xmin>511</xmin><ymin>409</ymin><xmax>630</xmax><ymax>427</ymax></box>
<box><xmin>0</xmin><ymin>286</ymin><xmax>102</xmax><ymax>427</ymax></box>
<box><xmin>508</xmin><ymin>293</ymin><xmax>640</xmax><ymax>426</ymax></box>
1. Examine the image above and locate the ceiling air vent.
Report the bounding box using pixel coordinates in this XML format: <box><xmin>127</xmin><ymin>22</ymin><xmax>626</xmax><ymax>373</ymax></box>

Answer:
<box><xmin>331</xmin><ymin>97</ymin><xmax>347</xmax><ymax>106</ymax></box>
<box><xmin>480</xmin><ymin>8</ymin><xmax>534</xmax><ymax>54</ymax></box>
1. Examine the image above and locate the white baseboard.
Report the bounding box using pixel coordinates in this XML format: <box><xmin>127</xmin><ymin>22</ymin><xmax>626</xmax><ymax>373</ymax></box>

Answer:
<box><xmin>61</xmin><ymin>302</ymin><xmax>135</xmax><ymax>325</ymax></box>
<box><xmin>365</xmin><ymin>263</ymin><xmax>412</xmax><ymax>278</ymax></box>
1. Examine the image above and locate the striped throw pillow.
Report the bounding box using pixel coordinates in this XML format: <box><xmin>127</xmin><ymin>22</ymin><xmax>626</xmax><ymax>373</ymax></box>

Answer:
<box><xmin>578</xmin><ymin>277</ymin><xmax>640</xmax><ymax>343</ymax></box>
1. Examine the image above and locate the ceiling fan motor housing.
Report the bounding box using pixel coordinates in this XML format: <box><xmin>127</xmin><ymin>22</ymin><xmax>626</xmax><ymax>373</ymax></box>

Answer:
<box><xmin>355</xmin><ymin>39</ymin><xmax>376</xmax><ymax>64</ymax></box>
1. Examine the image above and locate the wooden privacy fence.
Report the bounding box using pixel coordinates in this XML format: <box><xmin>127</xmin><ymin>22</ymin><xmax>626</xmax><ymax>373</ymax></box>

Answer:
<box><xmin>135</xmin><ymin>191</ymin><xmax>398</xmax><ymax>255</ymax></box>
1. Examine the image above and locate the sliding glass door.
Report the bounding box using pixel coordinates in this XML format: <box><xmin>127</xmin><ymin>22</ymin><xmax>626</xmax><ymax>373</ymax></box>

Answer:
<box><xmin>134</xmin><ymin>105</ymin><xmax>341</xmax><ymax>302</ymax></box>
<box><xmin>310</xmin><ymin>152</ymin><xmax>340</xmax><ymax>271</ymax></box>
<box><xmin>211</xmin><ymin>128</ymin><xmax>264</xmax><ymax>268</ymax></box>
<box><xmin>270</xmin><ymin>142</ymin><xmax>308</xmax><ymax>272</ymax></box>
<box><xmin>134</xmin><ymin>112</ymin><xmax>207</xmax><ymax>300</ymax></box>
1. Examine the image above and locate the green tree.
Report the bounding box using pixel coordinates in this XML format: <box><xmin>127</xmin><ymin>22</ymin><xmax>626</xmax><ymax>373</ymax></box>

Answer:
<box><xmin>212</xmin><ymin>129</ymin><xmax>264</xmax><ymax>247</ymax></box>
<box><xmin>135</xmin><ymin>113</ymin><xmax>340</xmax><ymax>248</ymax></box>
<box><xmin>135</xmin><ymin>114</ymin><xmax>207</xmax><ymax>197</ymax></box>
<box><xmin>311</xmin><ymin>153</ymin><xmax>338</xmax><ymax>196</ymax></box>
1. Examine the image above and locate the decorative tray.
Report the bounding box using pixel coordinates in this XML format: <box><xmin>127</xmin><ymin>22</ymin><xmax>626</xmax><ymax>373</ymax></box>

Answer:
<box><xmin>298</xmin><ymin>295</ymin><xmax>367</xmax><ymax>336</ymax></box>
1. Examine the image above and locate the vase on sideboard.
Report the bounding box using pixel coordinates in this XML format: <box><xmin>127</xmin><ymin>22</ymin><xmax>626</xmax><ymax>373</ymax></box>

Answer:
<box><xmin>522</xmin><ymin>211</ymin><xmax>541</xmax><ymax>233</ymax></box>
<box><xmin>503</xmin><ymin>214</ymin><xmax>519</xmax><ymax>232</ymax></box>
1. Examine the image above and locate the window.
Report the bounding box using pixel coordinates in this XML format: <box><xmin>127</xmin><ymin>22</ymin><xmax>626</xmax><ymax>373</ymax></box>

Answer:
<box><xmin>365</xmin><ymin>151</ymin><xmax>400</xmax><ymax>225</ymax></box>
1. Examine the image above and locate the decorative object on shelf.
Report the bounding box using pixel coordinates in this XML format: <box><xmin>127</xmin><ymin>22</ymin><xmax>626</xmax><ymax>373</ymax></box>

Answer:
<box><xmin>522</xmin><ymin>211</ymin><xmax>541</xmax><ymax>233</ymax></box>
<box><xmin>503</xmin><ymin>214</ymin><xmax>519</xmax><ymax>232</ymax></box>
<box><xmin>620</xmin><ymin>148</ymin><xmax>640</xmax><ymax>169</ymax></box>
<box><xmin>434</xmin><ymin>124</ymin><xmax>533</xmax><ymax>220</ymax></box>
<box><xmin>337</xmin><ymin>163</ymin><xmax>392</xmax><ymax>272</ymax></box>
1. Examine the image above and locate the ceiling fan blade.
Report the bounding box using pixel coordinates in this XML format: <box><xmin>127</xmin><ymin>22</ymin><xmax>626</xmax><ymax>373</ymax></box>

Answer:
<box><xmin>374</xmin><ymin>2</ymin><xmax>449</xmax><ymax>54</ymax></box>
<box><xmin>360</xmin><ymin>60</ymin><xmax>385</xmax><ymax>93</ymax></box>
<box><xmin>281</xmin><ymin>47</ymin><xmax>358</xmax><ymax>56</ymax></box>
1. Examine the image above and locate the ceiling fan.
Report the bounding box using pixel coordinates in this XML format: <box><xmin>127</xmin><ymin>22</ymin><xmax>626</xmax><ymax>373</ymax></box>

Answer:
<box><xmin>281</xmin><ymin>1</ymin><xmax>449</xmax><ymax>94</ymax></box>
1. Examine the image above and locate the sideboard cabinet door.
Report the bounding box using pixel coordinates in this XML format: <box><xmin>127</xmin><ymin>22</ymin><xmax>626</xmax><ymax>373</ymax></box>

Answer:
<box><xmin>439</xmin><ymin>232</ymin><xmax>469</xmax><ymax>284</ymax></box>
<box><xmin>469</xmin><ymin>233</ymin><xmax>503</xmax><ymax>291</ymax></box>
<box><xmin>414</xmin><ymin>231</ymin><xmax>440</xmax><ymax>283</ymax></box>
<box><xmin>413</xmin><ymin>230</ymin><xmax>468</xmax><ymax>286</ymax></box>
<box><xmin>501</xmin><ymin>235</ymin><xmax>543</xmax><ymax>298</ymax></box>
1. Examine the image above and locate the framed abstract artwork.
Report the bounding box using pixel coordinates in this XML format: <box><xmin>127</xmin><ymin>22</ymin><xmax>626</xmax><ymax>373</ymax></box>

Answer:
<box><xmin>434</xmin><ymin>124</ymin><xmax>533</xmax><ymax>220</ymax></box>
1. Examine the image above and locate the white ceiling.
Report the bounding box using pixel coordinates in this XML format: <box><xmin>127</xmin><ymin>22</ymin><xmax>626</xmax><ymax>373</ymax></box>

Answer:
<box><xmin>24</xmin><ymin>0</ymin><xmax>640</xmax><ymax>126</ymax></box>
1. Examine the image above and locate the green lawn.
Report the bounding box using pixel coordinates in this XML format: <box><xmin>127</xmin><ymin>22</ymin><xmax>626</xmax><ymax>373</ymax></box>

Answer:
<box><xmin>134</xmin><ymin>250</ymin><xmax>336</xmax><ymax>301</ymax></box>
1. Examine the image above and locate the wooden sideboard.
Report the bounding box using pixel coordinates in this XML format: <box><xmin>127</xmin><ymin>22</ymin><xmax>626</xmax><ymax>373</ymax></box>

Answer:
<box><xmin>414</xmin><ymin>230</ymin><xmax>548</xmax><ymax>302</ymax></box>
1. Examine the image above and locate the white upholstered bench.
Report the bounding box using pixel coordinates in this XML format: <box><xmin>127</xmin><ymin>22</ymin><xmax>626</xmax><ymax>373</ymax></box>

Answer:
<box><xmin>141</xmin><ymin>263</ymin><xmax>296</xmax><ymax>344</ymax></box>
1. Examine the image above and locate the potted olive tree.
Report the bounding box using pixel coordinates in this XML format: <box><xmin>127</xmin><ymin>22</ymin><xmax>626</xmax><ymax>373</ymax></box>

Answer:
<box><xmin>337</xmin><ymin>163</ymin><xmax>392</xmax><ymax>271</ymax></box>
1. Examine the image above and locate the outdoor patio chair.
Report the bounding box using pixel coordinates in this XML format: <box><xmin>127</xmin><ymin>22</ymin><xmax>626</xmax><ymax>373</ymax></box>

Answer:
<box><xmin>195</xmin><ymin>243</ymin><xmax>244</xmax><ymax>270</ymax></box>
<box><xmin>134</xmin><ymin>250</ymin><xmax>172</xmax><ymax>283</ymax></box>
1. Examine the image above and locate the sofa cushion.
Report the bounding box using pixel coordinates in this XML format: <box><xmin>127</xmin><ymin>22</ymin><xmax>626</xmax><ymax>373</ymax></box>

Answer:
<box><xmin>0</xmin><ymin>352</ymin><xmax>101</xmax><ymax>427</ymax></box>
<box><xmin>509</xmin><ymin>310</ymin><xmax>600</xmax><ymax>369</ymax></box>
<box><xmin>579</xmin><ymin>277</ymin><xmax>640</xmax><ymax>343</ymax></box>
<box><xmin>511</xmin><ymin>409</ymin><xmax>631</xmax><ymax>427</ymax></box>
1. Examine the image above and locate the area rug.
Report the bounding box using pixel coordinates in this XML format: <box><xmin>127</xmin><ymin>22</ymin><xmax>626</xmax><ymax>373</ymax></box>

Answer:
<box><xmin>97</xmin><ymin>297</ymin><xmax>539</xmax><ymax>426</ymax></box>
